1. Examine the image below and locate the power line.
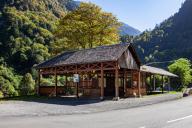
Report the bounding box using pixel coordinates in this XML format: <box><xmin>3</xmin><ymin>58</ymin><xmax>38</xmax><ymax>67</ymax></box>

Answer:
<box><xmin>145</xmin><ymin>60</ymin><xmax>175</xmax><ymax>66</ymax></box>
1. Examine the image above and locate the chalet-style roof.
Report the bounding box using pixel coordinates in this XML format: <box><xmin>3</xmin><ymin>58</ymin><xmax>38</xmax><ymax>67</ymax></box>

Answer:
<box><xmin>140</xmin><ymin>65</ymin><xmax>178</xmax><ymax>77</ymax></box>
<box><xmin>36</xmin><ymin>43</ymin><xmax>140</xmax><ymax>68</ymax></box>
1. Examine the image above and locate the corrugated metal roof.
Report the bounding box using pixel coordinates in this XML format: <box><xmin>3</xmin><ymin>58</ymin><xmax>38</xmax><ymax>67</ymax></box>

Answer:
<box><xmin>35</xmin><ymin>43</ymin><xmax>131</xmax><ymax>68</ymax></box>
<box><xmin>141</xmin><ymin>65</ymin><xmax>178</xmax><ymax>77</ymax></box>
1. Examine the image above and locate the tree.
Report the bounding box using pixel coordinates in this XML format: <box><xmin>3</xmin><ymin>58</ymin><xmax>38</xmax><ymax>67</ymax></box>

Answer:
<box><xmin>168</xmin><ymin>58</ymin><xmax>192</xmax><ymax>90</ymax></box>
<box><xmin>19</xmin><ymin>73</ymin><xmax>35</xmax><ymax>95</ymax></box>
<box><xmin>120</xmin><ymin>35</ymin><xmax>134</xmax><ymax>43</ymax></box>
<box><xmin>53</xmin><ymin>2</ymin><xmax>121</xmax><ymax>54</ymax></box>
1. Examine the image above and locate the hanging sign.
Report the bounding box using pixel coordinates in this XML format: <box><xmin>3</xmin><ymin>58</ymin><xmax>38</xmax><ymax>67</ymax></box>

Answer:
<box><xmin>73</xmin><ymin>74</ymin><xmax>80</xmax><ymax>83</ymax></box>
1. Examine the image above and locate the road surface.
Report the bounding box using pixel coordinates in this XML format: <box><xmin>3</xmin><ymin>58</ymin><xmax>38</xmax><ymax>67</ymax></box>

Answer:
<box><xmin>1</xmin><ymin>96</ymin><xmax>192</xmax><ymax>128</ymax></box>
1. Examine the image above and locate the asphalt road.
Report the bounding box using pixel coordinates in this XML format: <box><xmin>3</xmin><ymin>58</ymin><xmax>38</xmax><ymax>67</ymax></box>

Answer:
<box><xmin>1</xmin><ymin>96</ymin><xmax>192</xmax><ymax>128</ymax></box>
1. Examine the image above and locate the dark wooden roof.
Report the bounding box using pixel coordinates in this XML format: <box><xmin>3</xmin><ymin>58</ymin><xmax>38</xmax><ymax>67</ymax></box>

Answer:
<box><xmin>36</xmin><ymin>43</ymin><xmax>140</xmax><ymax>69</ymax></box>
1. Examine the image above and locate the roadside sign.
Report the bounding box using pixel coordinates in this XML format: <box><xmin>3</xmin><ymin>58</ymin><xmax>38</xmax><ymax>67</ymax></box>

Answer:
<box><xmin>73</xmin><ymin>74</ymin><xmax>80</xmax><ymax>83</ymax></box>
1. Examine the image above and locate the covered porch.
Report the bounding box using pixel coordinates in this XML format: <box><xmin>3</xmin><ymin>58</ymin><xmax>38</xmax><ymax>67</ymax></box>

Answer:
<box><xmin>141</xmin><ymin>65</ymin><xmax>178</xmax><ymax>94</ymax></box>
<box><xmin>38</xmin><ymin>61</ymin><xmax>146</xmax><ymax>100</ymax></box>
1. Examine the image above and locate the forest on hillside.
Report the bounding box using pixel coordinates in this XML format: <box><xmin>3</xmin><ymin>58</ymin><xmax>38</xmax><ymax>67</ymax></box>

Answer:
<box><xmin>134</xmin><ymin>0</ymin><xmax>192</xmax><ymax>67</ymax></box>
<box><xmin>0</xmin><ymin>0</ymin><xmax>79</xmax><ymax>97</ymax></box>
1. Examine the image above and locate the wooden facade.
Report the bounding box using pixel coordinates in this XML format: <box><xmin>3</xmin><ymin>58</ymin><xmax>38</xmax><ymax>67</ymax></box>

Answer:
<box><xmin>35</xmin><ymin>43</ymin><xmax>176</xmax><ymax>100</ymax></box>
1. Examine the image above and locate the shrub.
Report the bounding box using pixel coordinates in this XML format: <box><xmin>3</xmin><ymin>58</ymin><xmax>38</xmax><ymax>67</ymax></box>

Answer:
<box><xmin>0</xmin><ymin>91</ymin><xmax>3</xmax><ymax>98</ymax></box>
<box><xmin>19</xmin><ymin>73</ymin><xmax>35</xmax><ymax>95</ymax></box>
<box><xmin>40</xmin><ymin>78</ymin><xmax>54</xmax><ymax>86</ymax></box>
<box><xmin>168</xmin><ymin>58</ymin><xmax>192</xmax><ymax>90</ymax></box>
<box><xmin>0</xmin><ymin>65</ymin><xmax>20</xmax><ymax>97</ymax></box>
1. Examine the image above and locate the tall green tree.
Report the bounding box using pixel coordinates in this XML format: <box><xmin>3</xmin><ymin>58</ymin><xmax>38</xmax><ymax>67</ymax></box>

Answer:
<box><xmin>168</xmin><ymin>58</ymin><xmax>192</xmax><ymax>89</ymax></box>
<box><xmin>53</xmin><ymin>2</ymin><xmax>121</xmax><ymax>54</ymax></box>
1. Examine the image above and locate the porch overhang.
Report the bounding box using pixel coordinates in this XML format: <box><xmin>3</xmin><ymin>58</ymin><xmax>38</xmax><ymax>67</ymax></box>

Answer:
<box><xmin>140</xmin><ymin>65</ymin><xmax>178</xmax><ymax>77</ymax></box>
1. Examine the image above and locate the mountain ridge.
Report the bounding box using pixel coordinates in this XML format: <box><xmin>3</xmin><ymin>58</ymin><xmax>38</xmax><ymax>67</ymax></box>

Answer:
<box><xmin>119</xmin><ymin>22</ymin><xmax>141</xmax><ymax>36</ymax></box>
<box><xmin>134</xmin><ymin>0</ymin><xmax>192</xmax><ymax>67</ymax></box>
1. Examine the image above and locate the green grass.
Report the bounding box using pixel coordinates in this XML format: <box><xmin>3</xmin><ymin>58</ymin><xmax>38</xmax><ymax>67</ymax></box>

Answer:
<box><xmin>145</xmin><ymin>91</ymin><xmax>182</xmax><ymax>98</ymax></box>
<box><xmin>168</xmin><ymin>91</ymin><xmax>181</xmax><ymax>94</ymax></box>
<box><xmin>0</xmin><ymin>95</ymin><xmax>51</xmax><ymax>102</ymax></box>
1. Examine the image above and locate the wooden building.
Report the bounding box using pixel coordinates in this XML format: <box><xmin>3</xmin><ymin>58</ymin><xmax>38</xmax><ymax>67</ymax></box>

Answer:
<box><xmin>35</xmin><ymin>43</ymin><xmax>177</xmax><ymax>100</ymax></box>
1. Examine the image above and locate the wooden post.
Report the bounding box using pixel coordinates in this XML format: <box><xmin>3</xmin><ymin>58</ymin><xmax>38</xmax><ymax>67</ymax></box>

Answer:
<box><xmin>115</xmin><ymin>64</ymin><xmax>119</xmax><ymax>100</ymax></box>
<box><xmin>65</xmin><ymin>74</ymin><xmax>68</xmax><ymax>86</ymax></box>
<box><xmin>162</xmin><ymin>75</ymin><xmax>164</xmax><ymax>94</ymax></box>
<box><xmin>38</xmin><ymin>69</ymin><xmax>41</xmax><ymax>96</ymax></box>
<box><xmin>138</xmin><ymin>71</ymin><xmax>141</xmax><ymax>97</ymax></box>
<box><xmin>75</xmin><ymin>65</ymin><xmax>79</xmax><ymax>98</ymax></box>
<box><xmin>168</xmin><ymin>77</ymin><xmax>171</xmax><ymax>92</ymax></box>
<box><xmin>55</xmin><ymin>68</ymin><xmax>58</xmax><ymax>97</ymax></box>
<box><xmin>100</xmin><ymin>63</ymin><xmax>104</xmax><ymax>100</ymax></box>
<box><xmin>76</xmin><ymin>82</ymin><xmax>79</xmax><ymax>98</ymax></box>
<box><xmin>149</xmin><ymin>74</ymin><xmax>152</xmax><ymax>92</ymax></box>
<box><xmin>153</xmin><ymin>75</ymin><xmax>156</xmax><ymax>91</ymax></box>
<box><xmin>124</xmin><ymin>70</ymin><xmax>127</xmax><ymax>97</ymax></box>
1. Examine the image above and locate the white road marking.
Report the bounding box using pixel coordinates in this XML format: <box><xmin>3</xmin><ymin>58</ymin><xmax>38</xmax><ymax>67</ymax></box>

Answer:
<box><xmin>167</xmin><ymin>115</ymin><xmax>192</xmax><ymax>123</ymax></box>
<box><xmin>139</xmin><ymin>126</ymin><xmax>146</xmax><ymax>128</ymax></box>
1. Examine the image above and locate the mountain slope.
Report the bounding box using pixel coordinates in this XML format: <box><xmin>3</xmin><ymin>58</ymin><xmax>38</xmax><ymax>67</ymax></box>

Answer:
<box><xmin>119</xmin><ymin>23</ymin><xmax>141</xmax><ymax>36</ymax></box>
<box><xmin>0</xmin><ymin>0</ymin><xmax>77</xmax><ymax>73</ymax></box>
<box><xmin>135</xmin><ymin>0</ymin><xmax>192</xmax><ymax>66</ymax></box>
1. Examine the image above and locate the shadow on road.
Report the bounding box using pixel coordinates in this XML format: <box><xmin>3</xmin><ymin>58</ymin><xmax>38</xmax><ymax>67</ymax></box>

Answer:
<box><xmin>2</xmin><ymin>96</ymin><xmax>105</xmax><ymax>106</ymax></box>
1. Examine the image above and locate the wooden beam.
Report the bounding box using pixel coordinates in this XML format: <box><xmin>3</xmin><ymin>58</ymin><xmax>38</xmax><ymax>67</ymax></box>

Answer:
<box><xmin>115</xmin><ymin>64</ymin><xmax>119</xmax><ymax>99</ymax></box>
<box><xmin>100</xmin><ymin>63</ymin><xmax>104</xmax><ymax>100</ymax></box>
<box><xmin>150</xmin><ymin>74</ymin><xmax>152</xmax><ymax>92</ymax></box>
<box><xmin>123</xmin><ymin>70</ymin><xmax>127</xmax><ymax>97</ymax></box>
<box><xmin>138</xmin><ymin>71</ymin><xmax>141</xmax><ymax>97</ymax></box>
<box><xmin>153</xmin><ymin>75</ymin><xmax>156</xmax><ymax>91</ymax></box>
<box><xmin>40</xmin><ymin>61</ymin><xmax>117</xmax><ymax>75</ymax></box>
<box><xmin>55</xmin><ymin>68</ymin><xmax>58</xmax><ymax>97</ymax></box>
<box><xmin>75</xmin><ymin>65</ymin><xmax>79</xmax><ymax>98</ymax></box>
<box><xmin>65</xmin><ymin>74</ymin><xmax>67</xmax><ymax>86</ymax></box>
<box><xmin>162</xmin><ymin>75</ymin><xmax>164</xmax><ymax>94</ymax></box>
<box><xmin>168</xmin><ymin>77</ymin><xmax>171</xmax><ymax>92</ymax></box>
<box><xmin>38</xmin><ymin>69</ymin><xmax>41</xmax><ymax>96</ymax></box>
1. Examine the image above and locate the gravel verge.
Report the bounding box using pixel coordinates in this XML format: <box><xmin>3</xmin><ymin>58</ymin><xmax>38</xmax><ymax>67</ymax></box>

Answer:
<box><xmin>0</xmin><ymin>93</ymin><xmax>183</xmax><ymax>118</ymax></box>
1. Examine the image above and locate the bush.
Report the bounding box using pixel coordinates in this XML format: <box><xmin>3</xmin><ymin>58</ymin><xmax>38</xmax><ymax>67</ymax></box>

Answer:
<box><xmin>40</xmin><ymin>78</ymin><xmax>54</xmax><ymax>86</ymax></box>
<box><xmin>19</xmin><ymin>73</ymin><xmax>35</xmax><ymax>95</ymax></box>
<box><xmin>0</xmin><ymin>65</ymin><xmax>21</xmax><ymax>97</ymax></box>
<box><xmin>168</xmin><ymin>58</ymin><xmax>192</xmax><ymax>90</ymax></box>
<box><xmin>0</xmin><ymin>91</ymin><xmax>3</xmax><ymax>98</ymax></box>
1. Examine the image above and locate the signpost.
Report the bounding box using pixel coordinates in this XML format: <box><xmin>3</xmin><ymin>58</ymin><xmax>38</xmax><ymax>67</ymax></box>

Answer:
<box><xmin>73</xmin><ymin>74</ymin><xmax>80</xmax><ymax>83</ymax></box>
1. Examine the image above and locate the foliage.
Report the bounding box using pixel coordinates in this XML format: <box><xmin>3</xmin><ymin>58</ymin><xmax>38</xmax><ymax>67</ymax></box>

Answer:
<box><xmin>19</xmin><ymin>73</ymin><xmax>35</xmax><ymax>95</ymax></box>
<box><xmin>168</xmin><ymin>58</ymin><xmax>192</xmax><ymax>90</ymax></box>
<box><xmin>0</xmin><ymin>0</ymin><xmax>77</xmax><ymax>73</ymax></box>
<box><xmin>40</xmin><ymin>77</ymin><xmax>54</xmax><ymax>86</ymax></box>
<box><xmin>0</xmin><ymin>91</ymin><xmax>3</xmax><ymax>98</ymax></box>
<box><xmin>120</xmin><ymin>35</ymin><xmax>134</xmax><ymax>43</ymax></box>
<box><xmin>146</xmin><ymin>75</ymin><xmax>167</xmax><ymax>91</ymax></box>
<box><xmin>53</xmin><ymin>2</ymin><xmax>121</xmax><ymax>54</ymax></box>
<box><xmin>0</xmin><ymin>65</ymin><xmax>21</xmax><ymax>97</ymax></box>
<box><xmin>0</xmin><ymin>0</ymin><xmax>78</xmax><ymax>98</ymax></box>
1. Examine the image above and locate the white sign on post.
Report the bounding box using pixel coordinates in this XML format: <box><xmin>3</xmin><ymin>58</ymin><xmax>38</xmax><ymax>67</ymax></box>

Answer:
<box><xmin>73</xmin><ymin>74</ymin><xmax>80</xmax><ymax>83</ymax></box>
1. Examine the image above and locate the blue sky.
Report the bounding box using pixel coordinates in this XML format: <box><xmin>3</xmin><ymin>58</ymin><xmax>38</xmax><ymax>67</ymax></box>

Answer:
<box><xmin>78</xmin><ymin>0</ymin><xmax>185</xmax><ymax>31</ymax></box>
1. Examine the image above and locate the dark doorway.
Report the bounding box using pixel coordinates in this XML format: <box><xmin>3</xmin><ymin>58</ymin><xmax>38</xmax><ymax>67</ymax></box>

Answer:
<box><xmin>119</xmin><ymin>77</ymin><xmax>125</xmax><ymax>97</ymax></box>
<box><xmin>105</xmin><ymin>74</ymin><xmax>115</xmax><ymax>97</ymax></box>
<box><xmin>104</xmin><ymin>73</ymin><xmax>126</xmax><ymax>97</ymax></box>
